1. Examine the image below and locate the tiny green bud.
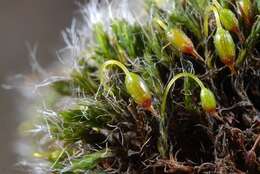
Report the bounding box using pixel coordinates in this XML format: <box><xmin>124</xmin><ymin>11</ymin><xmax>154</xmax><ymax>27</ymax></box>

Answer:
<box><xmin>214</xmin><ymin>28</ymin><xmax>236</xmax><ymax>73</ymax></box>
<box><xmin>200</xmin><ymin>88</ymin><xmax>217</xmax><ymax>113</ymax></box>
<box><xmin>237</xmin><ymin>0</ymin><xmax>253</xmax><ymax>26</ymax></box>
<box><xmin>167</xmin><ymin>28</ymin><xmax>204</xmax><ymax>61</ymax></box>
<box><xmin>125</xmin><ymin>72</ymin><xmax>152</xmax><ymax>109</ymax></box>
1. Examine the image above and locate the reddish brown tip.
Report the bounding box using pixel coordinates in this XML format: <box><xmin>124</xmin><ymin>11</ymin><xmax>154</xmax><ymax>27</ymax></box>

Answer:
<box><xmin>141</xmin><ymin>98</ymin><xmax>152</xmax><ymax>109</ymax></box>
<box><xmin>182</xmin><ymin>45</ymin><xmax>204</xmax><ymax>62</ymax></box>
<box><xmin>182</xmin><ymin>45</ymin><xmax>194</xmax><ymax>55</ymax></box>
<box><xmin>222</xmin><ymin>57</ymin><xmax>237</xmax><ymax>74</ymax></box>
<box><xmin>206</xmin><ymin>108</ymin><xmax>216</xmax><ymax>114</ymax></box>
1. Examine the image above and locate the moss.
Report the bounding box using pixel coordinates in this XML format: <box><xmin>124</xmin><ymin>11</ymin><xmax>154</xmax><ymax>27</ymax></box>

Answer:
<box><xmin>21</xmin><ymin>0</ymin><xmax>260</xmax><ymax>173</ymax></box>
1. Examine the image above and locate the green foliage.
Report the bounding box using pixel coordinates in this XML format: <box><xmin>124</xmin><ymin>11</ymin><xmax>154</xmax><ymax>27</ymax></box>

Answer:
<box><xmin>189</xmin><ymin>0</ymin><xmax>209</xmax><ymax>14</ymax></box>
<box><xmin>111</xmin><ymin>20</ymin><xmax>145</xmax><ymax>59</ymax></box>
<box><xmin>52</xmin><ymin>80</ymin><xmax>73</xmax><ymax>96</ymax></box>
<box><xmin>52</xmin><ymin>98</ymin><xmax>121</xmax><ymax>141</ymax></box>
<box><xmin>65</xmin><ymin>149</ymin><xmax>113</xmax><ymax>172</ymax></box>
<box><xmin>94</xmin><ymin>24</ymin><xmax>117</xmax><ymax>62</ymax></box>
<box><xmin>169</xmin><ymin>8</ymin><xmax>202</xmax><ymax>39</ymax></box>
<box><xmin>236</xmin><ymin>16</ymin><xmax>260</xmax><ymax>66</ymax></box>
<box><xmin>218</xmin><ymin>0</ymin><xmax>230</xmax><ymax>8</ymax></box>
<box><xmin>257</xmin><ymin>0</ymin><xmax>260</xmax><ymax>13</ymax></box>
<box><xmin>183</xmin><ymin>77</ymin><xmax>195</xmax><ymax>111</ymax></box>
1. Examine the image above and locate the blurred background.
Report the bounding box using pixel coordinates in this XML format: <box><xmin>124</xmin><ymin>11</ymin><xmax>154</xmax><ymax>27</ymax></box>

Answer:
<box><xmin>0</xmin><ymin>1</ymin><xmax>82</xmax><ymax>173</ymax></box>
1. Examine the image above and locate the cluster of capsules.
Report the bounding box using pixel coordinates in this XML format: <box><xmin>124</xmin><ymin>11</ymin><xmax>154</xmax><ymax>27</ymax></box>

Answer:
<box><xmin>99</xmin><ymin>0</ymin><xmax>255</xmax><ymax>118</ymax></box>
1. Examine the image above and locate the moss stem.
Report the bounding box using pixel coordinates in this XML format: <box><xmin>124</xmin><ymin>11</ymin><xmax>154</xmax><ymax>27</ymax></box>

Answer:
<box><xmin>204</xmin><ymin>5</ymin><xmax>222</xmax><ymax>37</ymax></box>
<box><xmin>100</xmin><ymin>60</ymin><xmax>130</xmax><ymax>91</ymax></box>
<box><xmin>158</xmin><ymin>72</ymin><xmax>205</xmax><ymax>158</ymax></box>
<box><xmin>161</xmin><ymin>72</ymin><xmax>205</xmax><ymax>115</ymax></box>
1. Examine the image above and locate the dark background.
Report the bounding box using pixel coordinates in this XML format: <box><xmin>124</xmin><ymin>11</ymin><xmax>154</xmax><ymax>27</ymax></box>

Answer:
<box><xmin>0</xmin><ymin>1</ymin><xmax>82</xmax><ymax>173</ymax></box>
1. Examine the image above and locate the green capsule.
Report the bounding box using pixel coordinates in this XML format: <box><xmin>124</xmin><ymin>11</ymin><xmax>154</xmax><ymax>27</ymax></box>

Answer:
<box><xmin>125</xmin><ymin>72</ymin><xmax>152</xmax><ymax>109</ymax></box>
<box><xmin>101</xmin><ymin>60</ymin><xmax>153</xmax><ymax>110</ymax></box>
<box><xmin>200</xmin><ymin>88</ymin><xmax>217</xmax><ymax>113</ymax></box>
<box><xmin>168</xmin><ymin>28</ymin><xmax>194</xmax><ymax>54</ymax></box>
<box><xmin>219</xmin><ymin>8</ymin><xmax>245</xmax><ymax>42</ymax></box>
<box><xmin>214</xmin><ymin>28</ymin><xmax>236</xmax><ymax>73</ymax></box>
<box><xmin>237</xmin><ymin>0</ymin><xmax>253</xmax><ymax>26</ymax></box>
<box><xmin>219</xmin><ymin>8</ymin><xmax>239</xmax><ymax>33</ymax></box>
<box><xmin>219</xmin><ymin>8</ymin><xmax>244</xmax><ymax>42</ymax></box>
<box><xmin>167</xmin><ymin>28</ymin><xmax>204</xmax><ymax>61</ymax></box>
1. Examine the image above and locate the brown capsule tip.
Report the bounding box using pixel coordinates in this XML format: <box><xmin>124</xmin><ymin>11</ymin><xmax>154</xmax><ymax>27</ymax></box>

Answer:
<box><xmin>222</xmin><ymin>56</ymin><xmax>235</xmax><ymax>65</ymax></box>
<box><xmin>182</xmin><ymin>45</ymin><xmax>194</xmax><ymax>55</ymax></box>
<box><xmin>222</xmin><ymin>57</ymin><xmax>237</xmax><ymax>74</ymax></box>
<box><xmin>231</xmin><ymin>26</ymin><xmax>239</xmax><ymax>33</ymax></box>
<box><xmin>141</xmin><ymin>98</ymin><xmax>152</xmax><ymax>109</ymax></box>
<box><xmin>206</xmin><ymin>108</ymin><xmax>217</xmax><ymax>114</ymax></box>
<box><xmin>183</xmin><ymin>45</ymin><xmax>204</xmax><ymax>62</ymax></box>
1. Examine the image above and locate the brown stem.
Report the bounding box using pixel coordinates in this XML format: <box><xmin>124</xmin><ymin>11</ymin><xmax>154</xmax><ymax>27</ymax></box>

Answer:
<box><xmin>228</xmin><ymin>64</ymin><xmax>237</xmax><ymax>75</ymax></box>
<box><xmin>192</xmin><ymin>50</ymin><xmax>205</xmax><ymax>62</ymax></box>
<box><xmin>250</xmin><ymin>134</ymin><xmax>260</xmax><ymax>152</ymax></box>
